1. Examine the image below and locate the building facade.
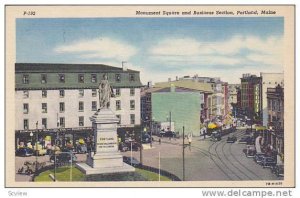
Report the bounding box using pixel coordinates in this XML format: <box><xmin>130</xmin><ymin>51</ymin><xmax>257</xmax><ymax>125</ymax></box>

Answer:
<box><xmin>15</xmin><ymin>63</ymin><xmax>143</xmax><ymax>146</ymax></box>
<box><xmin>240</xmin><ymin>74</ymin><xmax>262</xmax><ymax>121</ymax></box>
<box><xmin>260</xmin><ymin>72</ymin><xmax>284</xmax><ymax>126</ymax></box>
<box><xmin>267</xmin><ymin>85</ymin><xmax>284</xmax><ymax>161</ymax></box>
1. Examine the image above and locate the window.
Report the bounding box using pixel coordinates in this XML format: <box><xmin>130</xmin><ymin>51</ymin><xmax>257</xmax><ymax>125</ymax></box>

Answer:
<box><xmin>116</xmin><ymin>100</ymin><xmax>121</xmax><ymax>110</ymax></box>
<box><xmin>23</xmin><ymin>75</ymin><xmax>29</xmax><ymax>84</ymax></box>
<box><xmin>23</xmin><ymin>103</ymin><xmax>29</xmax><ymax>114</ymax></box>
<box><xmin>92</xmin><ymin>89</ymin><xmax>97</xmax><ymax>97</ymax></box>
<box><xmin>130</xmin><ymin>114</ymin><xmax>135</xmax><ymax>125</ymax></box>
<box><xmin>79</xmin><ymin>116</ymin><xmax>84</xmax><ymax>126</ymax></box>
<box><xmin>59</xmin><ymin>102</ymin><xmax>65</xmax><ymax>112</ymax></box>
<box><xmin>115</xmin><ymin>88</ymin><xmax>121</xmax><ymax>96</ymax></box>
<box><xmin>92</xmin><ymin>101</ymin><xmax>97</xmax><ymax>111</ymax></box>
<box><xmin>42</xmin><ymin>103</ymin><xmax>47</xmax><ymax>113</ymax></box>
<box><xmin>41</xmin><ymin>74</ymin><xmax>47</xmax><ymax>84</ymax></box>
<box><xmin>78</xmin><ymin>74</ymin><xmax>84</xmax><ymax>83</ymax></box>
<box><xmin>115</xmin><ymin>74</ymin><xmax>121</xmax><ymax>82</ymax></box>
<box><xmin>23</xmin><ymin>119</ymin><xmax>29</xmax><ymax>130</ymax></box>
<box><xmin>59</xmin><ymin>117</ymin><xmax>65</xmax><ymax>127</ymax></box>
<box><xmin>116</xmin><ymin>115</ymin><xmax>121</xmax><ymax>124</ymax></box>
<box><xmin>42</xmin><ymin>90</ymin><xmax>47</xmax><ymax>98</ymax></box>
<box><xmin>130</xmin><ymin>100</ymin><xmax>135</xmax><ymax>110</ymax></box>
<box><xmin>130</xmin><ymin>88</ymin><xmax>135</xmax><ymax>96</ymax></box>
<box><xmin>23</xmin><ymin>91</ymin><xmax>29</xmax><ymax>98</ymax></box>
<box><xmin>42</xmin><ymin>118</ymin><xmax>47</xmax><ymax>129</ymax></box>
<box><xmin>91</xmin><ymin>74</ymin><xmax>97</xmax><ymax>83</ymax></box>
<box><xmin>59</xmin><ymin>74</ymin><xmax>65</xmax><ymax>83</ymax></box>
<box><xmin>79</xmin><ymin>101</ymin><xmax>84</xmax><ymax>112</ymax></box>
<box><xmin>79</xmin><ymin>89</ymin><xmax>84</xmax><ymax>97</ymax></box>
<box><xmin>129</xmin><ymin>74</ymin><xmax>135</xmax><ymax>82</ymax></box>
<box><xmin>59</xmin><ymin>90</ymin><xmax>65</xmax><ymax>97</ymax></box>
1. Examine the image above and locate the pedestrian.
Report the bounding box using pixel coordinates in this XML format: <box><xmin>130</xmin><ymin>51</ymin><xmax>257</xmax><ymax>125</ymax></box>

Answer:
<box><xmin>159</xmin><ymin>138</ymin><xmax>161</xmax><ymax>145</ymax></box>
<box><xmin>188</xmin><ymin>134</ymin><xmax>192</xmax><ymax>151</ymax></box>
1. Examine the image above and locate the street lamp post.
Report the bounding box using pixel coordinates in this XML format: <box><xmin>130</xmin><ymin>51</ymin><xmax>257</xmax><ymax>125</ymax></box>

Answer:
<box><xmin>182</xmin><ymin>126</ymin><xmax>185</xmax><ymax>181</ymax></box>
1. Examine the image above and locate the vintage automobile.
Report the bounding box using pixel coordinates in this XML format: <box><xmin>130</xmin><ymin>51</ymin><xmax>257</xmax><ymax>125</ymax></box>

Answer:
<box><xmin>50</xmin><ymin>151</ymin><xmax>77</xmax><ymax>164</ymax></box>
<box><xmin>210</xmin><ymin>132</ymin><xmax>221</xmax><ymax>142</ymax></box>
<box><xmin>226</xmin><ymin>135</ymin><xmax>237</xmax><ymax>143</ymax></box>
<box><xmin>16</xmin><ymin>147</ymin><xmax>34</xmax><ymax>157</ymax></box>
<box><xmin>261</xmin><ymin>156</ymin><xmax>277</xmax><ymax>168</ymax></box>
<box><xmin>245</xmin><ymin>145</ymin><xmax>256</xmax><ymax>158</ymax></box>
<box><xmin>254</xmin><ymin>153</ymin><xmax>266</xmax><ymax>165</ymax></box>
<box><xmin>271</xmin><ymin>164</ymin><xmax>284</xmax><ymax>177</ymax></box>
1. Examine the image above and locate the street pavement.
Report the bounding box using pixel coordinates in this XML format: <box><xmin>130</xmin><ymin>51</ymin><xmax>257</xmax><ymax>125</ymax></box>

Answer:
<box><xmin>15</xmin><ymin>129</ymin><xmax>281</xmax><ymax>181</ymax></box>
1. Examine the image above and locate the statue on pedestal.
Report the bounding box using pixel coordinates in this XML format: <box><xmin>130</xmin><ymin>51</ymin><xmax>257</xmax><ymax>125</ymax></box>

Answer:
<box><xmin>98</xmin><ymin>74</ymin><xmax>115</xmax><ymax>109</ymax></box>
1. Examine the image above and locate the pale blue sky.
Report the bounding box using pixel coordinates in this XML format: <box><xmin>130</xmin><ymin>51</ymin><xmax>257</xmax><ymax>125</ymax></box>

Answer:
<box><xmin>16</xmin><ymin>17</ymin><xmax>284</xmax><ymax>84</ymax></box>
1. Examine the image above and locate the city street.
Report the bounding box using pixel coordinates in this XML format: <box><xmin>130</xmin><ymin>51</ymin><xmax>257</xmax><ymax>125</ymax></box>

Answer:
<box><xmin>15</xmin><ymin>129</ymin><xmax>281</xmax><ymax>182</ymax></box>
<box><xmin>123</xmin><ymin>128</ymin><xmax>281</xmax><ymax>181</ymax></box>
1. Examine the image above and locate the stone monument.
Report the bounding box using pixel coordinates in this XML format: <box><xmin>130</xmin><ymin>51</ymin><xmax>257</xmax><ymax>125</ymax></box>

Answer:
<box><xmin>76</xmin><ymin>74</ymin><xmax>135</xmax><ymax>175</ymax></box>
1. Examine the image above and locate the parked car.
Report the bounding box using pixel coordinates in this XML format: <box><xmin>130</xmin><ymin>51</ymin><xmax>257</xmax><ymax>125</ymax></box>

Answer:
<box><xmin>142</xmin><ymin>134</ymin><xmax>152</xmax><ymax>143</ymax></box>
<box><xmin>123</xmin><ymin>156</ymin><xmax>141</xmax><ymax>167</ymax></box>
<box><xmin>271</xmin><ymin>164</ymin><xmax>284</xmax><ymax>177</ymax></box>
<box><xmin>16</xmin><ymin>148</ymin><xmax>34</xmax><ymax>157</ymax></box>
<box><xmin>159</xmin><ymin>131</ymin><xmax>176</xmax><ymax>138</ymax></box>
<box><xmin>245</xmin><ymin>145</ymin><xmax>256</xmax><ymax>158</ymax></box>
<box><xmin>245</xmin><ymin>128</ymin><xmax>252</xmax><ymax>135</ymax></box>
<box><xmin>50</xmin><ymin>151</ymin><xmax>77</xmax><ymax>164</ymax></box>
<box><xmin>254</xmin><ymin>153</ymin><xmax>266</xmax><ymax>164</ymax></box>
<box><xmin>226</xmin><ymin>135</ymin><xmax>237</xmax><ymax>143</ymax></box>
<box><xmin>238</xmin><ymin>136</ymin><xmax>254</xmax><ymax>144</ymax></box>
<box><xmin>261</xmin><ymin>157</ymin><xmax>276</xmax><ymax>168</ymax></box>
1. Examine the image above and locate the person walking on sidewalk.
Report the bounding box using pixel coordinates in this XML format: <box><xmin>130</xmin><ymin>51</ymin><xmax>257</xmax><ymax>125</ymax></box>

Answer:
<box><xmin>188</xmin><ymin>134</ymin><xmax>192</xmax><ymax>151</ymax></box>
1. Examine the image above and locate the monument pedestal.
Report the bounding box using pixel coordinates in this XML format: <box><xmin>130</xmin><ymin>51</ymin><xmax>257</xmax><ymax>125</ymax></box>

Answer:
<box><xmin>76</xmin><ymin>108</ymin><xmax>135</xmax><ymax>175</ymax></box>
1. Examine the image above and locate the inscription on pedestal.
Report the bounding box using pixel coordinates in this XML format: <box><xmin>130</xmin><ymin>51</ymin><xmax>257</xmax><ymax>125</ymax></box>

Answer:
<box><xmin>96</xmin><ymin>132</ymin><xmax>118</xmax><ymax>152</ymax></box>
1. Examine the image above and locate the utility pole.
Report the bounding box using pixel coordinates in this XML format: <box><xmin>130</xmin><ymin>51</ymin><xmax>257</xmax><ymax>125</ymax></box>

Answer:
<box><xmin>140</xmin><ymin>128</ymin><xmax>143</xmax><ymax>165</ymax></box>
<box><xmin>182</xmin><ymin>126</ymin><xmax>185</xmax><ymax>181</ymax></box>
<box><xmin>169</xmin><ymin>111</ymin><xmax>172</xmax><ymax>131</ymax></box>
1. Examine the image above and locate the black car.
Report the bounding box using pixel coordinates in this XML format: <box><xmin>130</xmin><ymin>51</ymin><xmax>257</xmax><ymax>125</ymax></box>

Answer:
<box><xmin>16</xmin><ymin>148</ymin><xmax>34</xmax><ymax>157</ymax></box>
<box><xmin>142</xmin><ymin>134</ymin><xmax>152</xmax><ymax>143</ymax></box>
<box><xmin>254</xmin><ymin>153</ymin><xmax>266</xmax><ymax>164</ymax></box>
<box><xmin>238</xmin><ymin>136</ymin><xmax>254</xmax><ymax>144</ymax></box>
<box><xmin>160</xmin><ymin>131</ymin><xmax>176</xmax><ymax>138</ymax></box>
<box><xmin>50</xmin><ymin>151</ymin><xmax>77</xmax><ymax>164</ymax></box>
<box><xmin>123</xmin><ymin>156</ymin><xmax>141</xmax><ymax>167</ymax></box>
<box><xmin>271</xmin><ymin>164</ymin><xmax>284</xmax><ymax>177</ymax></box>
<box><xmin>261</xmin><ymin>157</ymin><xmax>276</xmax><ymax>168</ymax></box>
<box><xmin>226</xmin><ymin>135</ymin><xmax>237</xmax><ymax>143</ymax></box>
<box><xmin>210</xmin><ymin>132</ymin><xmax>221</xmax><ymax>142</ymax></box>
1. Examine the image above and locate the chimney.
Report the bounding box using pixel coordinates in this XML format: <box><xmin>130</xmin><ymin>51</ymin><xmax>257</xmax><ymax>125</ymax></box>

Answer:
<box><xmin>176</xmin><ymin>76</ymin><xmax>178</xmax><ymax>81</ymax></box>
<box><xmin>147</xmin><ymin>81</ymin><xmax>152</xmax><ymax>88</ymax></box>
<box><xmin>122</xmin><ymin>61</ymin><xmax>128</xmax><ymax>71</ymax></box>
<box><xmin>168</xmin><ymin>78</ymin><xmax>171</xmax><ymax>82</ymax></box>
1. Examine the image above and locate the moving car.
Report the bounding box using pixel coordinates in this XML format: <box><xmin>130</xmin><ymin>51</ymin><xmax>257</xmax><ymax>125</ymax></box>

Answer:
<box><xmin>123</xmin><ymin>156</ymin><xmax>141</xmax><ymax>167</ymax></box>
<box><xmin>159</xmin><ymin>131</ymin><xmax>176</xmax><ymax>138</ymax></box>
<box><xmin>261</xmin><ymin>157</ymin><xmax>276</xmax><ymax>168</ymax></box>
<box><xmin>16</xmin><ymin>148</ymin><xmax>34</xmax><ymax>157</ymax></box>
<box><xmin>142</xmin><ymin>134</ymin><xmax>152</xmax><ymax>143</ymax></box>
<box><xmin>226</xmin><ymin>135</ymin><xmax>237</xmax><ymax>143</ymax></box>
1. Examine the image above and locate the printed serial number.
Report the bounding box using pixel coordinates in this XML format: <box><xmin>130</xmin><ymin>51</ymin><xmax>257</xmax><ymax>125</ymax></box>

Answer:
<box><xmin>23</xmin><ymin>11</ymin><xmax>36</xmax><ymax>16</ymax></box>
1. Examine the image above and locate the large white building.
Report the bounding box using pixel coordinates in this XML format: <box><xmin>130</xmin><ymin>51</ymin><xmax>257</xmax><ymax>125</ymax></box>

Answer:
<box><xmin>260</xmin><ymin>72</ymin><xmax>284</xmax><ymax>126</ymax></box>
<box><xmin>15</xmin><ymin>63</ymin><xmax>143</xmax><ymax>146</ymax></box>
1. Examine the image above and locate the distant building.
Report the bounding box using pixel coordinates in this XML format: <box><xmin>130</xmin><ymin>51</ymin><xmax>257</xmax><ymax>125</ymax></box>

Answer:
<box><xmin>151</xmin><ymin>86</ymin><xmax>203</xmax><ymax>136</ymax></box>
<box><xmin>15</xmin><ymin>63</ymin><xmax>143</xmax><ymax>147</ymax></box>
<box><xmin>260</xmin><ymin>72</ymin><xmax>284</xmax><ymax>126</ymax></box>
<box><xmin>267</xmin><ymin>85</ymin><xmax>284</xmax><ymax>162</ymax></box>
<box><xmin>240</xmin><ymin>74</ymin><xmax>262</xmax><ymax>122</ymax></box>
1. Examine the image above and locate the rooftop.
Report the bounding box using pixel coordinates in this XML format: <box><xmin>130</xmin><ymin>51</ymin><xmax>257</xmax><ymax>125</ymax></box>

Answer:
<box><xmin>15</xmin><ymin>63</ymin><xmax>139</xmax><ymax>73</ymax></box>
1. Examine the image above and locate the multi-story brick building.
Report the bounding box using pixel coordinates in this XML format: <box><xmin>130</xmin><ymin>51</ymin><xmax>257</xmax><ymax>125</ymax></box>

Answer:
<box><xmin>15</xmin><ymin>63</ymin><xmax>143</xmax><ymax>147</ymax></box>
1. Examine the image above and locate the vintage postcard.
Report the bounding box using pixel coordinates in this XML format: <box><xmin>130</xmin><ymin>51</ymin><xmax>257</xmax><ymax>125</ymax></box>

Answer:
<box><xmin>5</xmin><ymin>5</ymin><xmax>295</xmax><ymax>187</ymax></box>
